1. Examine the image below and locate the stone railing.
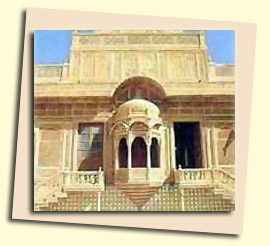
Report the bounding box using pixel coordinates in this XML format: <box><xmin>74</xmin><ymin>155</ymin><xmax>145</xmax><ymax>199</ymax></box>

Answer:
<box><xmin>63</xmin><ymin>169</ymin><xmax>104</xmax><ymax>191</ymax></box>
<box><xmin>175</xmin><ymin>169</ymin><xmax>213</xmax><ymax>186</ymax></box>
<box><xmin>34</xmin><ymin>171</ymin><xmax>65</xmax><ymax>209</ymax></box>
<box><xmin>175</xmin><ymin>168</ymin><xmax>235</xmax><ymax>200</ymax></box>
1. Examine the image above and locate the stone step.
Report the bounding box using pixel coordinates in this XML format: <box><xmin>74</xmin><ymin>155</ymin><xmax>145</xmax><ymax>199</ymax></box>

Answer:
<box><xmin>36</xmin><ymin>184</ymin><xmax>235</xmax><ymax>211</ymax></box>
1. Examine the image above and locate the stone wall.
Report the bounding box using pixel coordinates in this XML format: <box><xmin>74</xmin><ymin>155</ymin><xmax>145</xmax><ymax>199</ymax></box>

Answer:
<box><xmin>68</xmin><ymin>50</ymin><xmax>208</xmax><ymax>83</ymax></box>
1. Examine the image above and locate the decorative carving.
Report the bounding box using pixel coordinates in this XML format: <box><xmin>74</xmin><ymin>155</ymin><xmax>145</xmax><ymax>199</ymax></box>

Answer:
<box><xmin>77</xmin><ymin>33</ymin><xmax>199</xmax><ymax>46</ymax></box>
<box><xmin>121</xmin><ymin>118</ymin><xmax>131</xmax><ymax>130</ymax></box>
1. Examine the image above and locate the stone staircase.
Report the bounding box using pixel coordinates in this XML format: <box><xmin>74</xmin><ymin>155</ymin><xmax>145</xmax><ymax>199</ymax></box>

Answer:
<box><xmin>35</xmin><ymin>169</ymin><xmax>235</xmax><ymax>211</ymax></box>
<box><xmin>37</xmin><ymin>183</ymin><xmax>234</xmax><ymax>211</ymax></box>
<box><xmin>34</xmin><ymin>172</ymin><xmax>67</xmax><ymax>211</ymax></box>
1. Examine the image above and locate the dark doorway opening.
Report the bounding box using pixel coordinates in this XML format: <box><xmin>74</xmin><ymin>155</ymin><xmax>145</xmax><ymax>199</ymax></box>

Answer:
<box><xmin>77</xmin><ymin>123</ymin><xmax>103</xmax><ymax>171</ymax></box>
<box><xmin>131</xmin><ymin>137</ymin><xmax>147</xmax><ymax>168</ymax></box>
<box><xmin>174</xmin><ymin>122</ymin><xmax>202</xmax><ymax>169</ymax></box>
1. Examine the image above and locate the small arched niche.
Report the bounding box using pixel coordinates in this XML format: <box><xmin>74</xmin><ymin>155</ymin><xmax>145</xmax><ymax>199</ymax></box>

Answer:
<box><xmin>151</xmin><ymin>137</ymin><xmax>160</xmax><ymax>168</ymax></box>
<box><xmin>118</xmin><ymin>138</ymin><xmax>128</xmax><ymax>168</ymax></box>
<box><xmin>131</xmin><ymin>137</ymin><xmax>147</xmax><ymax>168</ymax></box>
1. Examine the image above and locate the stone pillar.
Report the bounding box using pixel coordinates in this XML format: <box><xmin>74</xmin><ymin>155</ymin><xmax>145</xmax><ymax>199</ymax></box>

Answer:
<box><xmin>102</xmin><ymin>123</ymin><xmax>107</xmax><ymax>172</ymax></box>
<box><xmin>147</xmin><ymin>138</ymin><xmax>151</xmax><ymax>169</ymax></box>
<box><xmin>68</xmin><ymin>129</ymin><xmax>73</xmax><ymax>171</ymax></box>
<box><xmin>72</xmin><ymin>130</ymin><xmax>78</xmax><ymax>171</ymax></box>
<box><xmin>79</xmin><ymin>51</ymin><xmax>84</xmax><ymax>83</ymax></box>
<box><xmin>64</xmin><ymin>129</ymin><xmax>73</xmax><ymax>185</ymax></box>
<box><xmin>206</xmin><ymin>127</ymin><xmax>213</xmax><ymax>168</ymax></box>
<box><xmin>170</xmin><ymin>123</ymin><xmax>176</xmax><ymax>170</ymax></box>
<box><xmin>128</xmin><ymin>135</ymin><xmax>132</xmax><ymax>169</ymax></box>
<box><xmin>62</xmin><ymin>129</ymin><xmax>67</xmax><ymax>171</ymax></box>
<box><xmin>114</xmin><ymin>138</ymin><xmax>119</xmax><ymax>170</ymax></box>
<box><xmin>34</xmin><ymin>128</ymin><xmax>41</xmax><ymax>175</ymax></box>
<box><xmin>211</xmin><ymin>125</ymin><xmax>219</xmax><ymax>168</ymax></box>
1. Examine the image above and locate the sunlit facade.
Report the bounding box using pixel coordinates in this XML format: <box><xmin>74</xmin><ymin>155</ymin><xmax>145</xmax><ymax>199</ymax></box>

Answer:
<box><xmin>34</xmin><ymin>30</ymin><xmax>235</xmax><ymax>211</ymax></box>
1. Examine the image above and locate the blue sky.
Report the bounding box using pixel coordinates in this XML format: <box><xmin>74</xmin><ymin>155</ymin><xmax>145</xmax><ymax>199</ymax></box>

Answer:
<box><xmin>34</xmin><ymin>30</ymin><xmax>235</xmax><ymax>64</ymax></box>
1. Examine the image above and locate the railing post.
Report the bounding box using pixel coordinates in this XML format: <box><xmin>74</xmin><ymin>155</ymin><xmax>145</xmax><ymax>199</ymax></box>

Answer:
<box><xmin>97</xmin><ymin>192</ymin><xmax>101</xmax><ymax>211</ymax></box>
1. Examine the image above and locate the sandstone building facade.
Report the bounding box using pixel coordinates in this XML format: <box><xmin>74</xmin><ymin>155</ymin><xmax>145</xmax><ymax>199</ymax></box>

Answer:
<box><xmin>34</xmin><ymin>30</ymin><xmax>235</xmax><ymax>211</ymax></box>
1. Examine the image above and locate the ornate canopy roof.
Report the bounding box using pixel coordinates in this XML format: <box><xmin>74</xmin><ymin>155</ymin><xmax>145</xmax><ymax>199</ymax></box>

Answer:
<box><xmin>116</xmin><ymin>99</ymin><xmax>160</xmax><ymax>120</ymax></box>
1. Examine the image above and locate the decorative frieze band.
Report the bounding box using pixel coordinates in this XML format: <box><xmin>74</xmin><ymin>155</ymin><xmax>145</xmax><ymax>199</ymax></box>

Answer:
<box><xmin>77</xmin><ymin>35</ymin><xmax>200</xmax><ymax>47</ymax></box>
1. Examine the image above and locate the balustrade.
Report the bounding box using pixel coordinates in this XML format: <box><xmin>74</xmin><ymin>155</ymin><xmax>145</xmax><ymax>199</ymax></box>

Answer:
<box><xmin>176</xmin><ymin>168</ymin><xmax>234</xmax><ymax>191</ymax></box>
<box><xmin>63</xmin><ymin>169</ymin><xmax>104</xmax><ymax>190</ymax></box>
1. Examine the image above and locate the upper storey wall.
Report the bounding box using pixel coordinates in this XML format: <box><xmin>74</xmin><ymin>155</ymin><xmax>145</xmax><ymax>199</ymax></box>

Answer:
<box><xmin>34</xmin><ymin>31</ymin><xmax>235</xmax><ymax>97</ymax></box>
<box><xmin>68</xmin><ymin>31</ymin><xmax>208</xmax><ymax>83</ymax></box>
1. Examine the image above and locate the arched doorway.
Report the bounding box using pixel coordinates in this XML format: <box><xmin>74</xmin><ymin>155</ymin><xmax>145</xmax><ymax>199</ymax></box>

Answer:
<box><xmin>119</xmin><ymin>138</ymin><xmax>128</xmax><ymax>168</ymax></box>
<box><xmin>151</xmin><ymin>138</ymin><xmax>160</xmax><ymax>168</ymax></box>
<box><xmin>131</xmin><ymin>137</ymin><xmax>147</xmax><ymax>168</ymax></box>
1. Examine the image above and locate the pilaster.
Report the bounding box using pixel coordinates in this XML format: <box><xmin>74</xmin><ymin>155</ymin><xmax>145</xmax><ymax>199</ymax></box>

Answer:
<box><xmin>72</xmin><ymin>129</ymin><xmax>78</xmax><ymax>171</ymax></box>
